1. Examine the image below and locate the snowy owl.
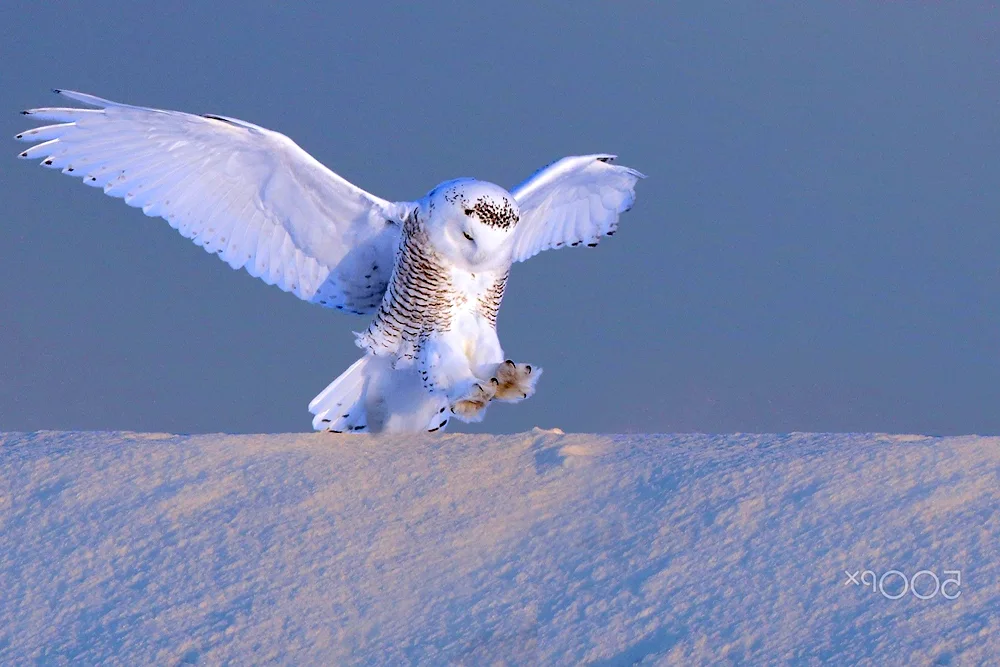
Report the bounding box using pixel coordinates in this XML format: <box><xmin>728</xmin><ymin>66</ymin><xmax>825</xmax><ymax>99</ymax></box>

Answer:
<box><xmin>17</xmin><ymin>90</ymin><xmax>644</xmax><ymax>433</ymax></box>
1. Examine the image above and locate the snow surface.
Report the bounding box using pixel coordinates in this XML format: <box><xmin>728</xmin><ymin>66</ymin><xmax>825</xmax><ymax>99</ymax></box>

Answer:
<box><xmin>1</xmin><ymin>430</ymin><xmax>997</xmax><ymax>665</ymax></box>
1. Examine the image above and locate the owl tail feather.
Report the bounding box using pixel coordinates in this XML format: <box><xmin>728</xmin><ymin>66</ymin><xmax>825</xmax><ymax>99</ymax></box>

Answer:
<box><xmin>309</xmin><ymin>356</ymin><xmax>371</xmax><ymax>433</ymax></box>
<box><xmin>309</xmin><ymin>355</ymin><xmax>451</xmax><ymax>434</ymax></box>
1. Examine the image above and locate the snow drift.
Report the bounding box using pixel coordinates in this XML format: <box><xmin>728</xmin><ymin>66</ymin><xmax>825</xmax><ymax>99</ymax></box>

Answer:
<box><xmin>1</xmin><ymin>430</ymin><xmax>997</xmax><ymax>664</ymax></box>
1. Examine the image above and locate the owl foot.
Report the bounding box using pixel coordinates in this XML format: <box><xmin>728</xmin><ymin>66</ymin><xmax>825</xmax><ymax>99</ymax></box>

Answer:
<box><xmin>491</xmin><ymin>360</ymin><xmax>542</xmax><ymax>403</ymax></box>
<box><xmin>450</xmin><ymin>379</ymin><xmax>498</xmax><ymax>422</ymax></box>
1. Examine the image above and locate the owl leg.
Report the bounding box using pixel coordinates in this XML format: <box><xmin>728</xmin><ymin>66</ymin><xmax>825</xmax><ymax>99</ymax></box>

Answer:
<box><xmin>419</xmin><ymin>334</ymin><xmax>496</xmax><ymax>423</ymax></box>
<box><xmin>450</xmin><ymin>378</ymin><xmax>498</xmax><ymax>422</ymax></box>
<box><xmin>490</xmin><ymin>360</ymin><xmax>543</xmax><ymax>403</ymax></box>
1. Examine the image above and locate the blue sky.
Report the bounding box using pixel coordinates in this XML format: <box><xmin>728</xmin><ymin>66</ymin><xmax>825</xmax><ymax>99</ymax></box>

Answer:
<box><xmin>1</xmin><ymin>2</ymin><xmax>997</xmax><ymax>434</ymax></box>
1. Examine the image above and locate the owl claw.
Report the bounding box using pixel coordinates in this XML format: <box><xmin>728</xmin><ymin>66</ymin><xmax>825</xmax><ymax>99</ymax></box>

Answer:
<box><xmin>450</xmin><ymin>380</ymin><xmax>496</xmax><ymax>422</ymax></box>
<box><xmin>492</xmin><ymin>360</ymin><xmax>542</xmax><ymax>403</ymax></box>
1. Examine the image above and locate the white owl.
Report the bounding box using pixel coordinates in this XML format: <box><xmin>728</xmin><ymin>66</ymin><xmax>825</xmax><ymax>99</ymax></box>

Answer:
<box><xmin>17</xmin><ymin>90</ymin><xmax>644</xmax><ymax>433</ymax></box>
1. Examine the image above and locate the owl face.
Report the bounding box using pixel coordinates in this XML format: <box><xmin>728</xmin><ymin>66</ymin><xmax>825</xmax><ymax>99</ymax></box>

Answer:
<box><xmin>424</xmin><ymin>179</ymin><xmax>519</xmax><ymax>269</ymax></box>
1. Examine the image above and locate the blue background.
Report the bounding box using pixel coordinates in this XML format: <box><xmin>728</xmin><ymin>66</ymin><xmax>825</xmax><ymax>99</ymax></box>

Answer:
<box><xmin>2</xmin><ymin>3</ymin><xmax>997</xmax><ymax>434</ymax></box>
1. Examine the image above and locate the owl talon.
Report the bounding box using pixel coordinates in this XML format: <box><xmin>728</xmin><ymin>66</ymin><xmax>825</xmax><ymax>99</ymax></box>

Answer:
<box><xmin>492</xmin><ymin>360</ymin><xmax>542</xmax><ymax>403</ymax></box>
<box><xmin>450</xmin><ymin>381</ymin><xmax>496</xmax><ymax>422</ymax></box>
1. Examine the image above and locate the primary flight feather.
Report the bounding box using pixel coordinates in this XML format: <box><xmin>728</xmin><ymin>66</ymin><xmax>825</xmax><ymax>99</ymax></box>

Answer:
<box><xmin>18</xmin><ymin>90</ymin><xmax>644</xmax><ymax>433</ymax></box>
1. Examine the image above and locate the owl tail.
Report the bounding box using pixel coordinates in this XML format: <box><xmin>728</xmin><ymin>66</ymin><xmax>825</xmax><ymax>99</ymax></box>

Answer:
<box><xmin>309</xmin><ymin>356</ymin><xmax>372</xmax><ymax>432</ymax></box>
<box><xmin>309</xmin><ymin>355</ymin><xmax>451</xmax><ymax>433</ymax></box>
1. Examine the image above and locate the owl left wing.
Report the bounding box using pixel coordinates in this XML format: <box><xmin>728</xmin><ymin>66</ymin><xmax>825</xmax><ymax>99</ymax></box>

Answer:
<box><xmin>17</xmin><ymin>89</ymin><xmax>414</xmax><ymax>315</ymax></box>
<box><xmin>508</xmin><ymin>154</ymin><xmax>644</xmax><ymax>263</ymax></box>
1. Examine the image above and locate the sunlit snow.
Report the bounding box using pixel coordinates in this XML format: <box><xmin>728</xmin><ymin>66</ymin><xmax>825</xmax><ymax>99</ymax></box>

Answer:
<box><xmin>1</xmin><ymin>430</ymin><xmax>997</xmax><ymax>664</ymax></box>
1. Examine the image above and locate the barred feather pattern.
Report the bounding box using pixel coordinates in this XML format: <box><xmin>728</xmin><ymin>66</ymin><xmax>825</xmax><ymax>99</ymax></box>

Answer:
<box><xmin>357</xmin><ymin>212</ymin><xmax>456</xmax><ymax>362</ymax></box>
<box><xmin>478</xmin><ymin>272</ymin><xmax>508</xmax><ymax>327</ymax></box>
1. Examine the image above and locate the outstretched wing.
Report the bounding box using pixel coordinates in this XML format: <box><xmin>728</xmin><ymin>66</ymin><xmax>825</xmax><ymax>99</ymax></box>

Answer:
<box><xmin>508</xmin><ymin>154</ymin><xmax>644</xmax><ymax>263</ymax></box>
<box><xmin>17</xmin><ymin>90</ymin><xmax>413</xmax><ymax>314</ymax></box>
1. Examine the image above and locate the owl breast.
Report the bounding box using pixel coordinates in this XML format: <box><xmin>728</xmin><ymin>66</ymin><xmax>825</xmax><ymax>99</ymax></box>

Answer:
<box><xmin>451</xmin><ymin>267</ymin><xmax>508</xmax><ymax>328</ymax></box>
<box><xmin>357</xmin><ymin>215</ymin><xmax>508</xmax><ymax>363</ymax></box>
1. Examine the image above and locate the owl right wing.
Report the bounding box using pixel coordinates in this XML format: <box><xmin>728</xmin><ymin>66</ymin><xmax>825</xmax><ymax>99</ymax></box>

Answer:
<box><xmin>508</xmin><ymin>154</ymin><xmax>644</xmax><ymax>263</ymax></box>
<box><xmin>17</xmin><ymin>90</ymin><xmax>414</xmax><ymax>314</ymax></box>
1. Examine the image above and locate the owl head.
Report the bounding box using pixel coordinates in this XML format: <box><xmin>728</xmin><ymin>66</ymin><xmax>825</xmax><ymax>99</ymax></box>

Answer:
<box><xmin>422</xmin><ymin>179</ymin><xmax>519</xmax><ymax>269</ymax></box>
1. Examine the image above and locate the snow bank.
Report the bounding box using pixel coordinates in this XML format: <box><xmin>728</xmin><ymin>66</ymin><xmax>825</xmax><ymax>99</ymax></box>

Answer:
<box><xmin>1</xmin><ymin>430</ymin><xmax>997</xmax><ymax>664</ymax></box>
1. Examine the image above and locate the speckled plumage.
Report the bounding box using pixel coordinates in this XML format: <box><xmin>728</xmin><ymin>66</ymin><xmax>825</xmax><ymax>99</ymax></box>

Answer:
<box><xmin>477</xmin><ymin>273</ymin><xmax>508</xmax><ymax>327</ymax></box>
<box><xmin>358</xmin><ymin>211</ymin><xmax>457</xmax><ymax>363</ymax></box>
<box><xmin>434</xmin><ymin>180</ymin><xmax>520</xmax><ymax>230</ymax></box>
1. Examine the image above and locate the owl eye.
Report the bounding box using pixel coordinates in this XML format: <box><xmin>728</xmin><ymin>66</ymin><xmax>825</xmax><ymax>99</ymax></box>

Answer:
<box><xmin>463</xmin><ymin>231</ymin><xmax>475</xmax><ymax>242</ymax></box>
<box><xmin>464</xmin><ymin>209</ymin><xmax>475</xmax><ymax>216</ymax></box>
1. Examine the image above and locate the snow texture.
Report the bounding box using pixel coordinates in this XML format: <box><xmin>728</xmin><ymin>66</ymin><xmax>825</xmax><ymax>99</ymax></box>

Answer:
<box><xmin>1</xmin><ymin>430</ymin><xmax>997</xmax><ymax>665</ymax></box>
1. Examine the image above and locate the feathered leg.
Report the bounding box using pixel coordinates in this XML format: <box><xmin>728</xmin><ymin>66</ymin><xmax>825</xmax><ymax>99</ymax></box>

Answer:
<box><xmin>420</xmin><ymin>332</ymin><xmax>497</xmax><ymax>423</ymax></box>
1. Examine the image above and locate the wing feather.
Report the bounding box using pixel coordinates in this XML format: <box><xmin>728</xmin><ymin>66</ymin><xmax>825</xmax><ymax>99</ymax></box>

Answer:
<box><xmin>15</xmin><ymin>122</ymin><xmax>76</xmax><ymax>142</ymax></box>
<box><xmin>509</xmin><ymin>154</ymin><xmax>644</xmax><ymax>262</ymax></box>
<box><xmin>17</xmin><ymin>90</ymin><xmax>412</xmax><ymax>313</ymax></box>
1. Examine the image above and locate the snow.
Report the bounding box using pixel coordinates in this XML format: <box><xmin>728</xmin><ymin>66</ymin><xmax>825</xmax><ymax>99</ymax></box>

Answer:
<box><xmin>1</xmin><ymin>430</ymin><xmax>997</xmax><ymax>664</ymax></box>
